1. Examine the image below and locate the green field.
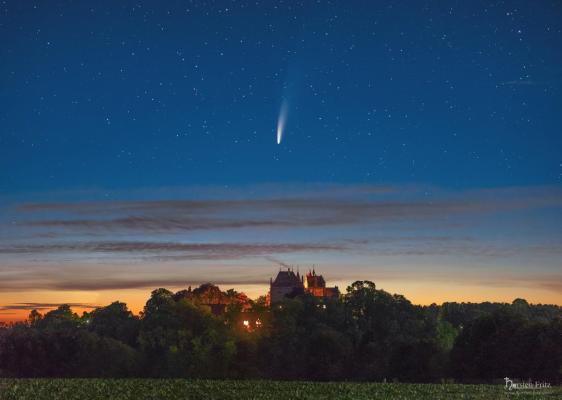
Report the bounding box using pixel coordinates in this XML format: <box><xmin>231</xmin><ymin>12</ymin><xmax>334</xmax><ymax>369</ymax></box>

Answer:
<box><xmin>0</xmin><ymin>379</ymin><xmax>560</xmax><ymax>400</ymax></box>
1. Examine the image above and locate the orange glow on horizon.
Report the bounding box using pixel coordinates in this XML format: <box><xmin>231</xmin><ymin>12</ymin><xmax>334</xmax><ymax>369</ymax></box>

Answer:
<box><xmin>1</xmin><ymin>278</ymin><xmax>561</xmax><ymax>324</ymax></box>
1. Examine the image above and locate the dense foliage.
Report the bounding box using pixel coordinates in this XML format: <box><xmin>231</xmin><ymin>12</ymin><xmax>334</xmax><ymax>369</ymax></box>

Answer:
<box><xmin>0</xmin><ymin>281</ymin><xmax>560</xmax><ymax>383</ymax></box>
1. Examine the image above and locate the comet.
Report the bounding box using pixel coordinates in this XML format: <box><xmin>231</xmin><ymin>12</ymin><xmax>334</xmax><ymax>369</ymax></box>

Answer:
<box><xmin>276</xmin><ymin>99</ymin><xmax>288</xmax><ymax>144</ymax></box>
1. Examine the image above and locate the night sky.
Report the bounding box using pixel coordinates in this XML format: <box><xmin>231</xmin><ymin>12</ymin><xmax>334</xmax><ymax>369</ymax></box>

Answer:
<box><xmin>1</xmin><ymin>1</ymin><xmax>561</xmax><ymax>320</ymax></box>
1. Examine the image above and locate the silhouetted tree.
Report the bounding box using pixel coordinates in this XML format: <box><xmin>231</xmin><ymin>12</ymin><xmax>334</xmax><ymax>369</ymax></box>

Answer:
<box><xmin>0</xmin><ymin>286</ymin><xmax>560</xmax><ymax>382</ymax></box>
<box><xmin>450</xmin><ymin>309</ymin><xmax>562</xmax><ymax>383</ymax></box>
<box><xmin>138</xmin><ymin>288</ymin><xmax>236</xmax><ymax>377</ymax></box>
<box><xmin>88</xmin><ymin>301</ymin><xmax>140</xmax><ymax>347</ymax></box>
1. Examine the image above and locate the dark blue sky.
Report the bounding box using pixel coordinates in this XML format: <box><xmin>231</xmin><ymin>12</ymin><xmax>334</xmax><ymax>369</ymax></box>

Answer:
<box><xmin>2</xmin><ymin>1</ymin><xmax>562</xmax><ymax>193</ymax></box>
<box><xmin>1</xmin><ymin>1</ymin><xmax>562</xmax><ymax>318</ymax></box>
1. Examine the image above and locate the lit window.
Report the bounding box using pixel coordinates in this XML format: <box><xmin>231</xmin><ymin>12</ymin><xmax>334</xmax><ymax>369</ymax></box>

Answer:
<box><xmin>243</xmin><ymin>320</ymin><xmax>249</xmax><ymax>327</ymax></box>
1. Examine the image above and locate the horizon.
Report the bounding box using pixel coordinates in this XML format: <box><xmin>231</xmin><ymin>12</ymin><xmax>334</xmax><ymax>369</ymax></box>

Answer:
<box><xmin>2</xmin><ymin>268</ymin><xmax>561</xmax><ymax>323</ymax></box>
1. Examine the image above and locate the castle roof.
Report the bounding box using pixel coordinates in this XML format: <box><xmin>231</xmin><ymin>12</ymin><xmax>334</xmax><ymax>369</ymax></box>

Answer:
<box><xmin>306</xmin><ymin>269</ymin><xmax>326</xmax><ymax>288</ymax></box>
<box><xmin>271</xmin><ymin>269</ymin><xmax>303</xmax><ymax>288</ymax></box>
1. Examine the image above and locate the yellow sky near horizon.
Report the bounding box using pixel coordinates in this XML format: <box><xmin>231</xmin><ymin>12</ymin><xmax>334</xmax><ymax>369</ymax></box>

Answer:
<box><xmin>2</xmin><ymin>278</ymin><xmax>560</xmax><ymax>323</ymax></box>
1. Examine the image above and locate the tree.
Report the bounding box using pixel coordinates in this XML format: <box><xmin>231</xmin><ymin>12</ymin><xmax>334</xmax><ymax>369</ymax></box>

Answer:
<box><xmin>138</xmin><ymin>288</ymin><xmax>236</xmax><ymax>377</ymax></box>
<box><xmin>28</xmin><ymin>309</ymin><xmax>43</xmax><ymax>326</ymax></box>
<box><xmin>451</xmin><ymin>310</ymin><xmax>562</xmax><ymax>383</ymax></box>
<box><xmin>1</xmin><ymin>285</ymin><xmax>559</xmax><ymax>382</ymax></box>
<box><xmin>88</xmin><ymin>301</ymin><xmax>140</xmax><ymax>347</ymax></box>
<box><xmin>343</xmin><ymin>281</ymin><xmax>439</xmax><ymax>381</ymax></box>
<box><xmin>35</xmin><ymin>304</ymin><xmax>81</xmax><ymax>331</ymax></box>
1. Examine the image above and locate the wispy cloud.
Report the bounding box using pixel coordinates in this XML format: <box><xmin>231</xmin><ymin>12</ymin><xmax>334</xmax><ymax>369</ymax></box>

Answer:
<box><xmin>0</xmin><ymin>241</ymin><xmax>346</xmax><ymax>259</ymax></box>
<box><xmin>3</xmin><ymin>237</ymin><xmax>560</xmax><ymax>262</ymax></box>
<box><xmin>0</xmin><ymin>268</ymin><xmax>270</xmax><ymax>291</ymax></box>
<box><xmin>0</xmin><ymin>302</ymin><xmax>99</xmax><ymax>311</ymax></box>
<box><xmin>11</xmin><ymin>185</ymin><xmax>562</xmax><ymax>234</ymax></box>
<box><xmin>265</xmin><ymin>256</ymin><xmax>293</xmax><ymax>269</ymax></box>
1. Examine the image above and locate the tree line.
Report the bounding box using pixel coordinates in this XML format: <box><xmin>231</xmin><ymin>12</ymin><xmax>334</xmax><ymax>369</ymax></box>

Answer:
<box><xmin>0</xmin><ymin>281</ymin><xmax>560</xmax><ymax>383</ymax></box>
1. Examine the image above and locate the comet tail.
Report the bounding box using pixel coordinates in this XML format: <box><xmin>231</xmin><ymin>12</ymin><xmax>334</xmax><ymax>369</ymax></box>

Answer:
<box><xmin>276</xmin><ymin>100</ymin><xmax>288</xmax><ymax>144</ymax></box>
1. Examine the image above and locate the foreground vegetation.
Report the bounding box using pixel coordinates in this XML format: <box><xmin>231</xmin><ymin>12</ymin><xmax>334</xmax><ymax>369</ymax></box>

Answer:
<box><xmin>0</xmin><ymin>379</ymin><xmax>560</xmax><ymax>400</ymax></box>
<box><xmin>1</xmin><ymin>281</ymin><xmax>560</xmax><ymax>383</ymax></box>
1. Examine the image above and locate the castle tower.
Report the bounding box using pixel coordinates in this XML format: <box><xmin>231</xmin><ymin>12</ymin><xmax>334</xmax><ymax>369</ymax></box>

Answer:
<box><xmin>269</xmin><ymin>268</ymin><xmax>305</xmax><ymax>304</ymax></box>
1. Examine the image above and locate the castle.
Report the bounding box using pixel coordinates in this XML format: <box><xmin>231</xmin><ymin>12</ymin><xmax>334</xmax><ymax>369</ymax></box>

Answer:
<box><xmin>269</xmin><ymin>267</ymin><xmax>340</xmax><ymax>304</ymax></box>
<box><xmin>168</xmin><ymin>268</ymin><xmax>339</xmax><ymax>331</ymax></box>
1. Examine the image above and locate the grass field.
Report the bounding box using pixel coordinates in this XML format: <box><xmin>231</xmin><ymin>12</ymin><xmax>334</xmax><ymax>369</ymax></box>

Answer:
<box><xmin>0</xmin><ymin>379</ymin><xmax>559</xmax><ymax>400</ymax></box>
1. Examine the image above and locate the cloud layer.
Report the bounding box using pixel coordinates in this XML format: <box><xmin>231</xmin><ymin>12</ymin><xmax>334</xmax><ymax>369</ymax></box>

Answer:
<box><xmin>16</xmin><ymin>190</ymin><xmax>561</xmax><ymax>233</ymax></box>
<box><xmin>1</xmin><ymin>184</ymin><xmax>561</xmax><ymax>303</ymax></box>
<box><xmin>0</xmin><ymin>302</ymin><xmax>99</xmax><ymax>312</ymax></box>
<box><xmin>0</xmin><ymin>241</ymin><xmax>346</xmax><ymax>259</ymax></box>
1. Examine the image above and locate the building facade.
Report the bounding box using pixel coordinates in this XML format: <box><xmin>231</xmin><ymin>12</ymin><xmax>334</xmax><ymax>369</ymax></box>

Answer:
<box><xmin>304</xmin><ymin>268</ymin><xmax>340</xmax><ymax>299</ymax></box>
<box><xmin>269</xmin><ymin>268</ymin><xmax>304</xmax><ymax>304</ymax></box>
